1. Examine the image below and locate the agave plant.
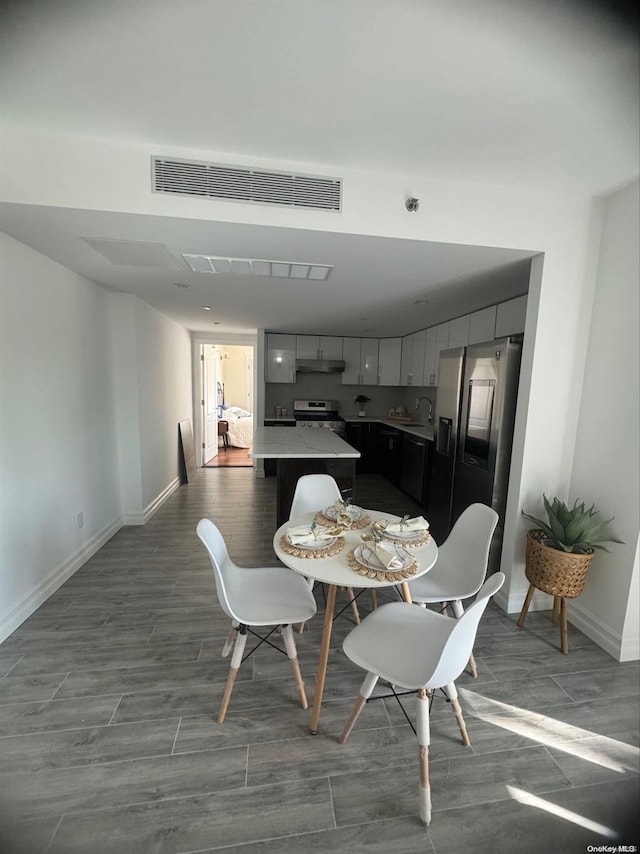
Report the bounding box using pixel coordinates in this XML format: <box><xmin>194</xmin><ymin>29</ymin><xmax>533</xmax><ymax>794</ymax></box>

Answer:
<box><xmin>522</xmin><ymin>495</ymin><xmax>624</xmax><ymax>554</ymax></box>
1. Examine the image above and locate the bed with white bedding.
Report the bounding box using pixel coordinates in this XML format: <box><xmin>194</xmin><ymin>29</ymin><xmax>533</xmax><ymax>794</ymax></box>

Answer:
<box><xmin>222</xmin><ymin>407</ymin><xmax>254</xmax><ymax>448</ymax></box>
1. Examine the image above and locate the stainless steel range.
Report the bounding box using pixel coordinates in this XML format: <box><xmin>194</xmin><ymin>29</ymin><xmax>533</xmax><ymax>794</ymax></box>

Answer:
<box><xmin>294</xmin><ymin>399</ymin><xmax>345</xmax><ymax>436</ymax></box>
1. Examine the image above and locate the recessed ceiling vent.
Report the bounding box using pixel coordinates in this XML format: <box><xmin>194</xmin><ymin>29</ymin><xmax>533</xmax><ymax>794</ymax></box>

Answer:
<box><xmin>152</xmin><ymin>156</ymin><xmax>341</xmax><ymax>211</ymax></box>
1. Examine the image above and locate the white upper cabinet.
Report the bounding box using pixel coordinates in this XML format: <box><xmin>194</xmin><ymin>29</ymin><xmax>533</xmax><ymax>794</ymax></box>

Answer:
<box><xmin>295</xmin><ymin>335</ymin><xmax>343</xmax><ymax>360</ymax></box>
<box><xmin>410</xmin><ymin>329</ymin><xmax>426</xmax><ymax>385</ymax></box>
<box><xmin>295</xmin><ymin>335</ymin><xmax>319</xmax><ymax>359</ymax></box>
<box><xmin>319</xmin><ymin>336</ymin><xmax>343</xmax><ymax>360</ymax></box>
<box><xmin>342</xmin><ymin>337</ymin><xmax>379</xmax><ymax>385</ymax></box>
<box><xmin>377</xmin><ymin>337</ymin><xmax>402</xmax><ymax>385</ymax></box>
<box><xmin>424</xmin><ymin>327</ymin><xmax>437</xmax><ymax>386</ymax></box>
<box><xmin>361</xmin><ymin>338</ymin><xmax>379</xmax><ymax>384</ymax></box>
<box><xmin>266</xmin><ymin>334</ymin><xmax>297</xmax><ymax>383</ymax></box>
<box><xmin>495</xmin><ymin>295</ymin><xmax>527</xmax><ymax>338</ymax></box>
<box><xmin>400</xmin><ymin>330</ymin><xmax>426</xmax><ymax>386</ymax></box>
<box><xmin>468</xmin><ymin>306</ymin><xmax>497</xmax><ymax>344</ymax></box>
<box><xmin>448</xmin><ymin>315</ymin><xmax>470</xmax><ymax>349</ymax></box>
<box><xmin>432</xmin><ymin>322</ymin><xmax>451</xmax><ymax>386</ymax></box>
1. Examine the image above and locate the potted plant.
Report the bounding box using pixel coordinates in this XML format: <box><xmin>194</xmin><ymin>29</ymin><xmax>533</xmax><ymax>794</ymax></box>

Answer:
<box><xmin>354</xmin><ymin>394</ymin><xmax>371</xmax><ymax>417</ymax></box>
<box><xmin>518</xmin><ymin>495</ymin><xmax>623</xmax><ymax>652</ymax></box>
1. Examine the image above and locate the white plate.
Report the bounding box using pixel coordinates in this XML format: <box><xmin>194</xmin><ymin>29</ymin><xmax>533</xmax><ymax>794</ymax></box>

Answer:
<box><xmin>353</xmin><ymin>543</ymin><xmax>413</xmax><ymax>571</ymax></box>
<box><xmin>287</xmin><ymin>534</ymin><xmax>338</xmax><ymax>550</ymax></box>
<box><xmin>381</xmin><ymin>528</ymin><xmax>428</xmax><ymax>542</ymax></box>
<box><xmin>323</xmin><ymin>504</ymin><xmax>366</xmax><ymax>522</ymax></box>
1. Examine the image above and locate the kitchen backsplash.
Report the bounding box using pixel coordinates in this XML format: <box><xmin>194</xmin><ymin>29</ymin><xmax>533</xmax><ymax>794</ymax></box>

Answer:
<box><xmin>266</xmin><ymin>373</ymin><xmax>437</xmax><ymax>421</ymax></box>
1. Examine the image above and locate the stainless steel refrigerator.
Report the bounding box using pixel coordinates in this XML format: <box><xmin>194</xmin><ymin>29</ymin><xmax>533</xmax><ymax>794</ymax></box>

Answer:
<box><xmin>428</xmin><ymin>337</ymin><xmax>522</xmax><ymax>574</ymax></box>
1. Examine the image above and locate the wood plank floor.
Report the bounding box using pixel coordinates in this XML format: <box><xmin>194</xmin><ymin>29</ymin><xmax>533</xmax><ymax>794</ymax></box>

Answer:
<box><xmin>0</xmin><ymin>470</ymin><xmax>638</xmax><ymax>853</ymax></box>
<box><xmin>204</xmin><ymin>446</ymin><xmax>253</xmax><ymax>467</ymax></box>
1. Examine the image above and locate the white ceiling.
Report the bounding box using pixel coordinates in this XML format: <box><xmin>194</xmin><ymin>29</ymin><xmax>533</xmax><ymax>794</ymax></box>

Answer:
<box><xmin>0</xmin><ymin>0</ymin><xmax>637</xmax><ymax>336</ymax></box>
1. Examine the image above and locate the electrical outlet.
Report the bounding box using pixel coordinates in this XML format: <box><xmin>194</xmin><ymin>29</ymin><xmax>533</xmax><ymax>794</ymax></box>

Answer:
<box><xmin>76</xmin><ymin>512</ymin><xmax>84</xmax><ymax>530</ymax></box>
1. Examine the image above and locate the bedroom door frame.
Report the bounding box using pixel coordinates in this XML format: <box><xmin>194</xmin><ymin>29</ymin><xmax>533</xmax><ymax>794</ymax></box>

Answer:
<box><xmin>192</xmin><ymin>334</ymin><xmax>258</xmax><ymax>469</ymax></box>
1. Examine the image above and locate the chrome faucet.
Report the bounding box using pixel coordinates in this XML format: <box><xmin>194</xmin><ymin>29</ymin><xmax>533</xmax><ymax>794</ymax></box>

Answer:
<box><xmin>414</xmin><ymin>395</ymin><xmax>434</xmax><ymax>425</ymax></box>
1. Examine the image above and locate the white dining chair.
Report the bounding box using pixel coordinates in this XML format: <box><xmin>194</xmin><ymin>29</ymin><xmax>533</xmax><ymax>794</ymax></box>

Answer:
<box><xmin>339</xmin><ymin>572</ymin><xmax>505</xmax><ymax>826</ymax></box>
<box><xmin>196</xmin><ymin>518</ymin><xmax>317</xmax><ymax>723</ymax></box>
<box><xmin>289</xmin><ymin>473</ymin><xmax>343</xmax><ymax>519</ymax></box>
<box><xmin>407</xmin><ymin>503</ymin><xmax>499</xmax><ymax>676</ymax></box>
<box><xmin>289</xmin><ymin>474</ymin><xmax>361</xmax><ymax>625</ymax></box>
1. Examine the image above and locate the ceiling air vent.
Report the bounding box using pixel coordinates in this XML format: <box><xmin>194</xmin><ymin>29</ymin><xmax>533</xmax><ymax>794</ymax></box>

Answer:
<box><xmin>152</xmin><ymin>156</ymin><xmax>341</xmax><ymax>211</ymax></box>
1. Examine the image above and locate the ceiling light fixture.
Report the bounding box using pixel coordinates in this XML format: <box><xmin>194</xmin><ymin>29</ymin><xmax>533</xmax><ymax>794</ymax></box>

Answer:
<box><xmin>172</xmin><ymin>282</ymin><xmax>191</xmax><ymax>289</ymax></box>
<box><xmin>202</xmin><ymin>305</ymin><xmax>212</xmax><ymax>311</ymax></box>
<box><xmin>406</xmin><ymin>197</ymin><xmax>419</xmax><ymax>212</ymax></box>
<box><xmin>413</xmin><ymin>299</ymin><xmax>430</xmax><ymax>305</ymax></box>
<box><xmin>182</xmin><ymin>254</ymin><xmax>334</xmax><ymax>282</ymax></box>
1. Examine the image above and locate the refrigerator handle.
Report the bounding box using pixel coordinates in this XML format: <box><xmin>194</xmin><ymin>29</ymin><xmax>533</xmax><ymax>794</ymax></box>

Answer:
<box><xmin>436</xmin><ymin>417</ymin><xmax>453</xmax><ymax>456</ymax></box>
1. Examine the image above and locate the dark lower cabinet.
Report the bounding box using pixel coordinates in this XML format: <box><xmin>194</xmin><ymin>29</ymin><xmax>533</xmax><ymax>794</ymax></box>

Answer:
<box><xmin>378</xmin><ymin>426</ymin><xmax>403</xmax><ymax>487</ymax></box>
<box><xmin>345</xmin><ymin>422</ymin><xmax>377</xmax><ymax>473</ymax></box>
<box><xmin>400</xmin><ymin>435</ymin><xmax>432</xmax><ymax>506</ymax></box>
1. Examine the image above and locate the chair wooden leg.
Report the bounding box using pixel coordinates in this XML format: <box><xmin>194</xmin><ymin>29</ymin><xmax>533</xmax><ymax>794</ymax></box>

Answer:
<box><xmin>339</xmin><ymin>671</ymin><xmax>379</xmax><ymax>744</ymax></box>
<box><xmin>218</xmin><ymin>624</ymin><xmax>247</xmax><ymax>723</ymax></box>
<box><xmin>370</xmin><ymin>589</ymin><xmax>378</xmax><ymax>610</ymax></box>
<box><xmin>345</xmin><ymin>587</ymin><xmax>360</xmax><ymax>624</ymax></box>
<box><xmin>222</xmin><ymin>620</ymin><xmax>239</xmax><ymax>657</ymax></box>
<box><xmin>417</xmin><ymin>688</ymin><xmax>432</xmax><ymax>826</ymax></box>
<box><xmin>400</xmin><ymin>582</ymin><xmax>413</xmax><ymax>603</ymax></box>
<box><xmin>552</xmin><ymin>596</ymin><xmax>561</xmax><ymax>623</ymax></box>
<box><xmin>560</xmin><ymin>597</ymin><xmax>569</xmax><ymax>654</ymax></box>
<box><xmin>517</xmin><ymin>584</ymin><xmax>536</xmax><ymax>627</ymax></box>
<box><xmin>444</xmin><ymin>682</ymin><xmax>470</xmax><ymax>746</ymax></box>
<box><xmin>281</xmin><ymin>624</ymin><xmax>308</xmax><ymax>709</ymax></box>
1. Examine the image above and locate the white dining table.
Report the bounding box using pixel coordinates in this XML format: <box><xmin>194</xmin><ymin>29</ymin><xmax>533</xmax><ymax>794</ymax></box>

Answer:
<box><xmin>273</xmin><ymin>508</ymin><xmax>438</xmax><ymax>734</ymax></box>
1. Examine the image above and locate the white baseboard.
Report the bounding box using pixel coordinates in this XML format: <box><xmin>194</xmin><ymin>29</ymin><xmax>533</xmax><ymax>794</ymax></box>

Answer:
<box><xmin>0</xmin><ymin>517</ymin><xmax>122</xmax><ymax>644</ymax></box>
<box><xmin>121</xmin><ymin>476</ymin><xmax>182</xmax><ymax>525</ymax></box>
<box><xmin>496</xmin><ymin>584</ymin><xmax>637</xmax><ymax>663</ymax></box>
<box><xmin>569</xmin><ymin>600</ymin><xmax>637</xmax><ymax>662</ymax></box>
<box><xmin>496</xmin><ymin>585</ymin><xmax>551</xmax><ymax>615</ymax></box>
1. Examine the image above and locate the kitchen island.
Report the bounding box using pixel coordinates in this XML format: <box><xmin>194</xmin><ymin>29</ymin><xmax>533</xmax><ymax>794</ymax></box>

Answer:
<box><xmin>249</xmin><ymin>427</ymin><xmax>361</xmax><ymax>525</ymax></box>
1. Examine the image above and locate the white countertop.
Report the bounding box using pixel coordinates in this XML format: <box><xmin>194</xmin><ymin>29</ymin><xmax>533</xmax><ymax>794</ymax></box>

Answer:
<box><xmin>249</xmin><ymin>426</ymin><xmax>361</xmax><ymax>459</ymax></box>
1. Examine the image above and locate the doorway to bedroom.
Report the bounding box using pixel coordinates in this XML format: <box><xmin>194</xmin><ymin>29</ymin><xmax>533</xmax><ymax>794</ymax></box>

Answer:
<box><xmin>202</xmin><ymin>343</ymin><xmax>254</xmax><ymax>468</ymax></box>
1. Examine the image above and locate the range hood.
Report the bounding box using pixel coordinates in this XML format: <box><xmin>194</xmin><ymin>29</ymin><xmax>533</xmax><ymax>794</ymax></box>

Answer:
<box><xmin>296</xmin><ymin>358</ymin><xmax>345</xmax><ymax>374</ymax></box>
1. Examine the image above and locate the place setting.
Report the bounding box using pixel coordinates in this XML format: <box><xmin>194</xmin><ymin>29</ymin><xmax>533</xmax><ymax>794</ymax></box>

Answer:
<box><xmin>371</xmin><ymin>514</ymin><xmax>431</xmax><ymax>547</ymax></box>
<box><xmin>314</xmin><ymin>496</ymin><xmax>371</xmax><ymax>530</ymax></box>
<box><xmin>347</xmin><ymin>534</ymin><xmax>418</xmax><ymax>582</ymax></box>
<box><xmin>345</xmin><ymin>514</ymin><xmax>430</xmax><ymax>582</ymax></box>
<box><xmin>279</xmin><ymin>519</ymin><xmax>346</xmax><ymax>558</ymax></box>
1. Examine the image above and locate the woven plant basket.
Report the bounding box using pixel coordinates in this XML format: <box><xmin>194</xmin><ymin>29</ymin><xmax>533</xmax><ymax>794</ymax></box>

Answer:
<box><xmin>525</xmin><ymin>530</ymin><xmax>594</xmax><ymax>599</ymax></box>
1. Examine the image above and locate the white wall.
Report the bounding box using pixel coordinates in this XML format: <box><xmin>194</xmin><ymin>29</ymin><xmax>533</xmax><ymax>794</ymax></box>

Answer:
<box><xmin>109</xmin><ymin>292</ymin><xmax>193</xmax><ymax>521</ymax></box>
<box><xmin>568</xmin><ymin>180</ymin><xmax>640</xmax><ymax>661</ymax></box>
<box><xmin>0</xmin><ymin>235</ymin><xmax>194</xmax><ymax>640</ymax></box>
<box><xmin>134</xmin><ymin>297</ymin><xmax>193</xmax><ymax>511</ymax></box>
<box><xmin>0</xmin><ymin>233</ymin><xmax>121</xmax><ymax>640</ymax></box>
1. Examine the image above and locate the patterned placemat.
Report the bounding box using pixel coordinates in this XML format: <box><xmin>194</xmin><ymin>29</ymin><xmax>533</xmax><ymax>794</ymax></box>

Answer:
<box><xmin>314</xmin><ymin>510</ymin><xmax>371</xmax><ymax>530</ymax></box>
<box><xmin>347</xmin><ymin>548</ymin><xmax>418</xmax><ymax>581</ymax></box>
<box><xmin>279</xmin><ymin>534</ymin><xmax>345</xmax><ymax>559</ymax></box>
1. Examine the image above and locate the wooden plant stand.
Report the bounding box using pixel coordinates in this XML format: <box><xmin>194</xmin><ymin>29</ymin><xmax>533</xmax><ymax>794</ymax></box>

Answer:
<box><xmin>517</xmin><ymin>530</ymin><xmax>594</xmax><ymax>654</ymax></box>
